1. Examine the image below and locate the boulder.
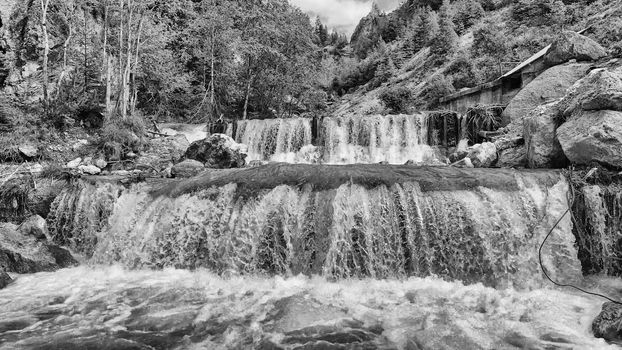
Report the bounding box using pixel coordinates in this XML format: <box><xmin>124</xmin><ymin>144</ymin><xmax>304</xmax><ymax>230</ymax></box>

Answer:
<box><xmin>78</xmin><ymin>165</ymin><xmax>101</xmax><ymax>175</ymax></box>
<box><xmin>592</xmin><ymin>302</ymin><xmax>622</xmax><ymax>342</ymax></box>
<box><xmin>0</xmin><ymin>271</ymin><xmax>11</xmax><ymax>289</ymax></box>
<box><xmin>18</xmin><ymin>215</ymin><xmax>48</xmax><ymax>240</ymax></box>
<box><xmin>502</xmin><ymin>63</ymin><xmax>591</xmax><ymax>124</ymax></box>
<box><xmin>135</xmin><ymin>134</ymin><xmax>190</xmax><ymax>172</ymax></box>
<box><xmin>544</xmin><ymin>31</ymin><xmax>608</xmax><ymax>66</ymax></box>
<box><xmin>18</xmin><ymin>144</ymin><xmax>37</xmax><ymax>158</ymax></box>
<box><xmin>557</xmin><ymin>68</ymin><xmax>622</xmax><ymax>119</ymax></box>
<box><xmin>66</xmin><ymin>157</ymin><xmax>82</xmax><ymax>168</ymax></box>
<box><xmin>497</xmin><ymin>146</ymin><xmax>527</xmax><ymax>168</ymax></box>
<box><xmin>524</xmin><ymin>102</ymin><xmax>568</xmax><ymax>168</ymax></box>
<box><xmin>0</xmin><ymin>223</ymin><xmax>78</xmax><ymax>274</ymax></box>
<box><xmin>94</xmin><ymin>158</ymin><xmax>108</xmax><ymax>169</ymax></box>
<box><xmin>557</xmin><ymin>110</ymin><xmax>622</xmax><ymax>168</ymax></box>
<box><xmin>171</xmin><ymin>159</ymin><xmax>205</xmax><ymax>178</ymax></box>
<box><xmin>184</xmin><ymin>134</ymin><xmax>247</xmax><ymax>169</ymax></box>
<box><xmin>466</xmin><ymin>142</ymin><xmax>497</xmax><ymax>168</ymax></box>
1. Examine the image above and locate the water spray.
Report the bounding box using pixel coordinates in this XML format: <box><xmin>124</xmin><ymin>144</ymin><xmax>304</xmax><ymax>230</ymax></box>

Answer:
<box><xmin>539</xmin><ymin>167</ymin><xmax>622</xmax><ymax>305</ymax></box>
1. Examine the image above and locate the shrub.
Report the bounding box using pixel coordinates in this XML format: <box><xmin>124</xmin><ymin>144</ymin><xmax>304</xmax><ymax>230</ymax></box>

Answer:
<box><xmin>453</xmin><ymin>0</ymin><xmax>485</xmax><ymax>35</ymax></box>
<box><xmin>98</xmin><ymin>113</ymin><xmax>147</xmax><ymax>161</ymax></box>
<box><xmin>422</xmin><ymin>74</ymin><xmax>455</xmax><ymax>109</ymax></box>
<box><xmin>510</xmin><ymin>0</ymin><xmax>566</xmax><ymax>28</ymax></box>
<box><xmin>379</xmin><ymin>86</ymin><xmax>412</xmax><ymax>114</ymax></box>
<box><xmin>446</xmin><ymin>52</ymin><xmax>481</xmax><ymax>89</ymax></box>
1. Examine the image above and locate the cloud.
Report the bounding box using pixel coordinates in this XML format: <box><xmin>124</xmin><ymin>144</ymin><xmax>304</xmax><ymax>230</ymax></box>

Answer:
<box><xmin>289</xmin><ymin>0</ymin><xmax>401</xmax><ymax>36</ymax></box>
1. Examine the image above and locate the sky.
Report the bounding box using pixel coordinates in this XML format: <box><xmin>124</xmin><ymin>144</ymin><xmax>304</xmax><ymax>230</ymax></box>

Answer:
<box><xmin>289</xmin><ymin>0</ymin><xmax>401</xmax><ymax>37</ymax></box>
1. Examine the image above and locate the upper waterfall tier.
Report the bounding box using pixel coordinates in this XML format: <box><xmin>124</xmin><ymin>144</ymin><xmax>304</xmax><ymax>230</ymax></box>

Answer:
<box><xmin>48</xmin><ymin>165</ymin><xmax>581</xmax><ymax>288</ymax></box>
<box><xmin>234</xmin><ymin>114</ymin><xmax>445</xmax><ymax>164</ymax></box>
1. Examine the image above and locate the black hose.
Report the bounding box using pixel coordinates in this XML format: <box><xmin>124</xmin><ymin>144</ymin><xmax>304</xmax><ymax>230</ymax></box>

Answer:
<box><xmin>538</xmin><ymin>171</ymin><xmax>622</xmax><ymax>305</ymax></box>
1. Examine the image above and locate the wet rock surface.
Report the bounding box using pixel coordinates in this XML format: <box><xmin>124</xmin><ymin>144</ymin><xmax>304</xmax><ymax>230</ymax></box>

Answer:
<box><xmin>171</xmin><ymin>159</ymin><xmax>205</xmax><ymax>178</ymax></box>
<box><xmin>0</xmin><ymin>271</ymin><xmax>10</xmax><ymax>289</ymax></box>
<box><xmin>0</xmin><ymin>222</ymin><xmax>77</xmax><ymax>274</ymax></box>
<box><xmin>593</xmin><ymin>302</ymin><xmax>622</xmax><ymax>342</ymax></box>
<box><xmin>184</xmin><ymin>134</ymin><xmax>247</xmax><ymax>169</ymax></box>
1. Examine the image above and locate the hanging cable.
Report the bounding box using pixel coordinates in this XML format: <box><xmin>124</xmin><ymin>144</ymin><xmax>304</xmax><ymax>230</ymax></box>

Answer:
<box><xmin>538</xmin><ymin>168</ymin><xmax>622</xmax><ymax>305</ymax></box>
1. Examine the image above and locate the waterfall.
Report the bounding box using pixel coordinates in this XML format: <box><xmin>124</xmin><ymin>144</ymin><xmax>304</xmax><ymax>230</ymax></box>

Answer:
<box><xmin>235</xmin><ymin>118</ymin><xmax>314</xmax><ymax>163</ymax></box>
<box><xmin>48</xmin><ymin>165</ymin><xmax>581</xmax><ymax>288</ymax></box>
<box><xmin>320</xmin><ymin>114</ymin><xmax>437</xmax><ymax>164</ymax></box>
<box><xmin>232</xmin><ymin>114</ymin><xmax>445</xmax><ymax>165</ymax></box>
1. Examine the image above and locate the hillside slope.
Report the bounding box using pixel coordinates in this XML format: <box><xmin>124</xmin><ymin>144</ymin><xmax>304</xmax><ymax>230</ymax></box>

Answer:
<box><xmin>330</xmin><ymin>0</ymin><xmax>622</xmax><ymax>118</ymax></box>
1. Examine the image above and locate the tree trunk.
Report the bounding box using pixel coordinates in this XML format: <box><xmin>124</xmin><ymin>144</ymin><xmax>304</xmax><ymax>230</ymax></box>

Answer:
<box><xmin>121</xmin><ymin>0</ymin><xmax>134</xmax><ymax>120</ymax></box>
<box><xmin>242</xmin><ymin>73</ymin><xmax>252</xmax><ymax>120</ymax></box>
<box><xmin>56</xmin><ymin>18</ymin><xmax>72</xmax><ymax>99</ymax></box>
<box><xmin>130</xmin><ymin>14</ymin><xmax>144</xmax><ymax>115</ymax></box>
<box><xmin>83</xmin><ymin>8</ymin><xmax>88</xmax><ymax>95</ymax></box>
<box><xmin>39</xmin><ymin>0</ymin><xmax>50</xmax><ymax>115</ymax></box>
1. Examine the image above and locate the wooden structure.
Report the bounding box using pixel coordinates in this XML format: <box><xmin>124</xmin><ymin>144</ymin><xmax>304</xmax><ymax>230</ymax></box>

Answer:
<box><xmin>440</xmin><ymin>45</ymin><xmax>552</xmax><ymax>116</ymax></box>
<box><xmin>426</xmin><ymin>111</ymin><xmax>461</xmax><ymax>147</ymax></box>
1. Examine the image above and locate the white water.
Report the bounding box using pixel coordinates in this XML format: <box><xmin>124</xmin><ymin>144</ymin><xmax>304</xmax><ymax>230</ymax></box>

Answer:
<box><xmin>234</xmin><ymin>115</ymin><xmax>443</xmax><ymax>165</ymax></box>
<box><xmin>0</xmin><ymin>266</ymin><xmax>618</xmax><ymax>349</ymax></box>
<box><xmin>320</xmin><ymin>114</ymin><xmax>439</xmax><ymax>165</ymax></box>
<box><xmin>235</xmin><ymin>118</ymin><xmax>314</xmax><ymax>163</ymax></box>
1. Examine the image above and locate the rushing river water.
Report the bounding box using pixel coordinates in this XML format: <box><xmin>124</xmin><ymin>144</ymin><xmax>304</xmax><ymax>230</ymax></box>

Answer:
<box><xmin>235</xmin><ymin>115</ymin><xmax>441</xmax><ymax>164</ymax></box>
<box><xmin>0</xmin><ymin>267</ymin><xmax>620</xmax><ymax>349</ymax></box>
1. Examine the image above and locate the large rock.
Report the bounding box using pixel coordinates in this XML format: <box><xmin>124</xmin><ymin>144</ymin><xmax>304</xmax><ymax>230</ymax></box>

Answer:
<box><xmin>557</xmin><ymin>67</ymin><xmax>622</xmax><ymax>119</ymax></box>
<box><xmin>502</xmin><ymin>63</ymin><xmax>591</xmax><ymax>124</ymax></box>
<box><xmin>544</xmin><ymin>31</ymin><xmax>608</xmax><ymax>66</ymax></box>
<box><xmin>524</xmin><ymin>101</ymin><xmax>568</xmax><ymax>168</ymax></box>
<box><xmin>496</xmin><ymin>146</ymin><xmax>527</xmax><ymax>168</ymax></box>
<box><xmin>0</xmin><ymin>271</ymin><xmax>11</xmax><ymax>289</ymax></box>
<box><xmin>171</xmin><ymin>159</ymin><xmax>205</xmax><ymax>178</ymax></box>
<box><xmin>0</xmin><ymin>223</ymin><xmax>78</xmax><ymax>273</ymax></box>
<box><xmin>78</xmin><ymin>164</ymin><xmax>101</xmax><ymax>175</ymax></box>
<box><xmin>136</xmin><ymin>134</ymin><xmax>190</xmax><ymax>172</ymax></box>
<box><xmin>18</xmin><ymin>144</ymin><xmax>37</xmax><ymax>158</ymax></box>
<box><xmin>557</xmin><ymin>110</ymin><xmax>622</xmax><ymax>168</ymax></box>
<box><xmin>184</xmin><ymin>134</ymin><xmax>247</xmax><ymax>169</ymax></box>
<box><xmin>592</xmin><ymin>302</ymin><xmax>622</xmax><ymax>342</ymax></box>
<box><xmin>466</xmin><ymin>142</ymin><xmax>497</xmax><ymax>168</ymax></box>
<box><xmin>18</xmin><ymin>215</ymin><xmax>48</xmax><ymax>240</ymax></box>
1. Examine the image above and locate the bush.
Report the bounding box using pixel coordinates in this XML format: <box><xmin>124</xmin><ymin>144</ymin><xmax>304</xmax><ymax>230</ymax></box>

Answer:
<box><xmin>98</xmin><ymin>113</ymin><xmax>147</xmax><ymax>161</ymax></box>
<box><xmin>422</xmin><ymin>74</ymin><xmax>455</xmax><ymax>109</ymax></box>
<box><xmin>446</xmin><ymin>52</ymin><xmax>481</xmax><ymax>89</ymax></box>
<box><xmin>510</xmin><ymin>0</ymin><xmax>566</xmax><ymax>28</ymax></box>
<box><xmin>379</xmin><ymin>86</ymin><xmax>412</xmax><ymax>114</ymax></box>
<box><xmin>453</xmin><ymin>0</ymin><xmax>485</xmax><ymax>35</ymax></box>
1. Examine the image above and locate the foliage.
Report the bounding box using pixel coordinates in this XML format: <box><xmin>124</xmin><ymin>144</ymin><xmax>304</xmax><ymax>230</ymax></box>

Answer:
<box><xmin>431</xmin><ymin>0</ymin><xmax>459</xmax><ymax>62</ymax></box>
<box><xmin>452</xmin><ymin>0</ymin><xmax>485</xmax><ymax>35</ymax></box>
<box><xmin>446</xmin><ymin>51</ymin><xmax>480</xmax><ymax>89</ymax></box>
<box><xmin>379</xmin><ymin>86</ymin><xmax>412</xmax><ymax>113</ymax></box>
<box><xmin>510</xmin><ymin>0</ymin><xmax>567</xmax><ymax>28</ymax></box>
<box><xmin>422</xmin><ymin>74</ymin><xmax>455</xmax><ymax>109</ymax></box>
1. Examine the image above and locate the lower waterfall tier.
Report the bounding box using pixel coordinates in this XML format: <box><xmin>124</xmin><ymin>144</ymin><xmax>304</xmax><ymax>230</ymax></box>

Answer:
<box><xmin>48</xmin><ymin>164</ymin><xmax>581</xmax><ymax>288</ymax></box>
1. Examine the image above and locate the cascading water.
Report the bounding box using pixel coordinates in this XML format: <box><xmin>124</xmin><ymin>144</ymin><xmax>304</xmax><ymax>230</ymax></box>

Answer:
<box><xmin>320</xmin><ymin>114</ymin><xmax>438</xmax><ymax>164</ymax></box>
<box><xmin>233</xmin><ymin>114</ymin><xmax>444</xmax><ymax>165</ymax></box>
<box><xmin>46</xmin><ymin>165</ymin><xmax>580</xmax><ymax>288</ymax></box>
<box><xmin>2</xmin><ymin>165</ymin><xmax>619</xmax><ymax>349</ymax></box>
<box><xmin>235</xmin><ymin>118</ymin><xmax>315</xmax><ymax>163</ymax></box>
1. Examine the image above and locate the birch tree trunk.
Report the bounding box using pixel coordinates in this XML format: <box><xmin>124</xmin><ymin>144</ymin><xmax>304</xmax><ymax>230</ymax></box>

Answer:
<box><xmin>39</xmin><ymin>0</ymin><xmax>51</xmax><ymax>114</ymax></box>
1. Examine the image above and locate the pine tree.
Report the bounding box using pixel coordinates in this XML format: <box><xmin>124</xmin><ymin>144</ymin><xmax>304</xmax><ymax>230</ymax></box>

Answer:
<box><xmin>431</xmin><ymin>0</ymin><xmax>458</xmax><ymax>60</ymax></box>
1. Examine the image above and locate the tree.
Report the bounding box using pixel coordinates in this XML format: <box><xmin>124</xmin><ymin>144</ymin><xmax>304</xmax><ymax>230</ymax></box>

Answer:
<box><xmin>39</xmin><ymin>0</ymin><xmax>51</xmax><ymax>114</ymax></box>
<box><xmin>431</xmin><ymin>0</ymin><xmax>458</xmax><ymax>60</ymax></box>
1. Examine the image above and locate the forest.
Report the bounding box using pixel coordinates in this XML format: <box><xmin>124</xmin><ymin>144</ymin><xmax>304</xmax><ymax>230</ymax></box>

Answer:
<box><xmin>0</xmin><ymin>0</ymin><xmax>620</xmax><ymax>162</ymax></box>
